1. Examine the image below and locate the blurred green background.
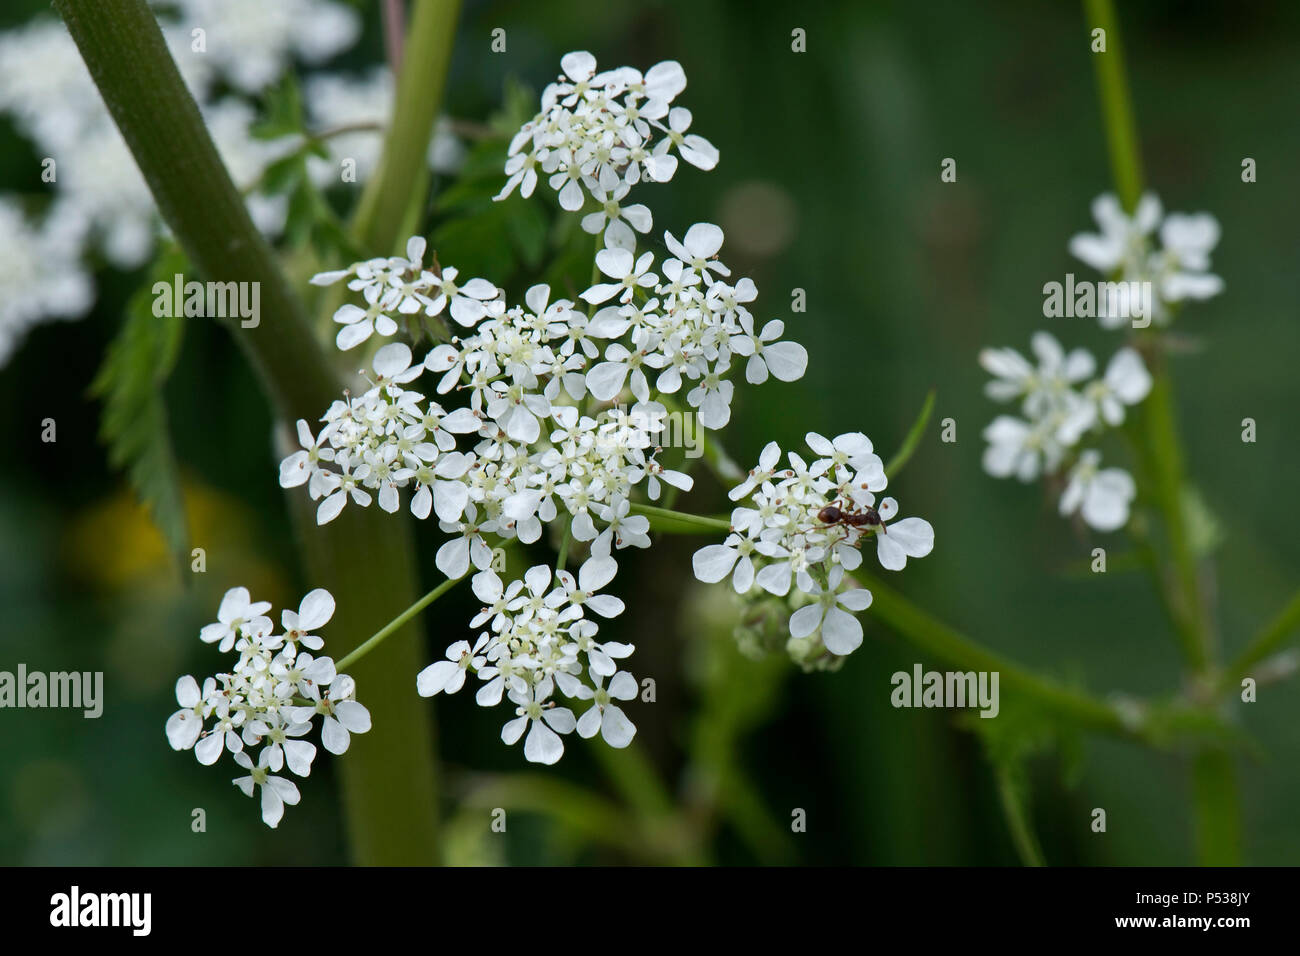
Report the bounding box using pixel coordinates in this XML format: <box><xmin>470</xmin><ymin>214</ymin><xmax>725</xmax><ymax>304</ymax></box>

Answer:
<box><xmin>1</xmin><ymin>0</ymin><xmax>1297</xmax><ymax>865</ymax></box>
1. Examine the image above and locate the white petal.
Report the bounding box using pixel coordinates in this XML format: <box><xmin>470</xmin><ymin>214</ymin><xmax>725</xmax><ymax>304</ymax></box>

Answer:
<box><xmin>821</xmin><ymin>607</ymin><xmax>864</xmax><ymax>655</ymax></box>
<box><xmin>788</xmin><ymin>604</ymin><xmax>824</xmax><ymax>639</ymax></box>
<box><xmin>887</xmin><ymin>517</ymin><xmax>934</xmax><ymax>559</ymax></box>
<box><xmin>837</xmin><ymin>587</ymin><xmax>873</xmax><ymax>612</ymax></box>
<box><xmin>523</xmin><ymin>721</ymin><xmax>564</xmax><ymax>764</ymax></box>
<box><xmin>692</xmin><ymin>543</ymin><xmax>739</xmax><ymax>583</ymax></box>
<box><xmin>321</xmin><ymin>716</ymin><xmax>350</xmax><ymax>755</ymax></box>
<box><xmin>600</xmin><ymin>705</ymin><xmax>636</xmax><ymax>747</ymax></box>
<box><xmin>297</xmin><ymin>589</ymin><xmax>335</xmax><ymax>631</ymax></box>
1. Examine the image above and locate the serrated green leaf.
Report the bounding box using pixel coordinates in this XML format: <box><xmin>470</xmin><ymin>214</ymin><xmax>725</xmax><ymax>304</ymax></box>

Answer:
<box><xmin>89</xmin><ymin>248</ymin><xmax>191</xmax><ymax>576</ymax></box>
<box><xmin>261</xmin><ymin>152</ymin><xmax>306</xmax><ymax>196</ymax></box>
<box><xmin>252</xmin><ymin>74</ymin><xmax>305</xmax><ymax>140</ymax></box>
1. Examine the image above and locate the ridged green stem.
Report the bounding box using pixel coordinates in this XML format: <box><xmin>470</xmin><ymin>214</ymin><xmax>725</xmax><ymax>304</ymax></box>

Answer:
<box><xmin>1084</xmin><ymin>0</ymin><xmax>1239</xmax><ymax>865</ymax></box>
<box><xmin>54</xmin><ymin>0</ymin><xmax>442</xmax><ymax>864</ymax></box>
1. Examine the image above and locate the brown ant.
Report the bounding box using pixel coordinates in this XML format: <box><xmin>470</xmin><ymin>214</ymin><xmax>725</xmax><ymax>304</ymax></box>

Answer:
<box><xmin>811</xmin><ymin>500</ymin><xmax>884</xmax><ymax>541</ymax></box>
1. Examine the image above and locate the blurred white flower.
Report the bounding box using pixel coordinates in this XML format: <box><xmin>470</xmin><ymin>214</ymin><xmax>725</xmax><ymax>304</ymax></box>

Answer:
<box><xmin>1059</xmin><ymin>450</ymin><xmax>1135</xmax><ymax>532</ymax></box>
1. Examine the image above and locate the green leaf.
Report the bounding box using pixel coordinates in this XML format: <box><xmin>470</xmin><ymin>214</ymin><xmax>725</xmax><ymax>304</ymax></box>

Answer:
<box><xmin>252</xmin><ymin>74</ymin><xmax>305</xmax><ymax>141</ymax></box>
<box><xmin>259</xmin><ymin>152</ymin><xmax>306</xmax><ymax>195</ymax></box>
<box><xmin>89</xmin><ymin>247</ymin><xmax>191</xmax><ymax>575</ymax></box>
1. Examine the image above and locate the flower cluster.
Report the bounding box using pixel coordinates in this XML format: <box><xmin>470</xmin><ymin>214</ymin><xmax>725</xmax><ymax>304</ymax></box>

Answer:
<box><xmin>418</xmin><ymin>556</ymin><xmax>638</xmax><ymax>763</ymax></box>
<box><xmin>294</xmin><ymin>216</ymin><xmax>806</xmax><ymax>580</ymax></box>
<box><xmin>976</xmin><ymin>190</ymin><xmax>1221</xmax><ymax>534</ymax></box>
<box><xmin>495</xmin><ymin>50</ymin><xmax>716</xmax><ymax>229</ymax></box>
<box><xmin>276</xmin><ymin>52</ymin><xmax>926</xmax><ymax>766</ymax></box>
<box><xmin>165</xmin><ymin>587</ymin><xmax>371</xmax><ymax>827</ymax></box>
<box><xmin>980</xmin><ymin>332</ymin><xmax>1150</xmax><ymax>531</ymax></box>
<box><xmin>693</xmin><ymin>434</ymin><xmax>934</xmax><ymax>668</ymax></box>
<box><xmin>1069</xmin><ymin>192</ymin><xmax>1223</xmax><ymax>327</ymax></box>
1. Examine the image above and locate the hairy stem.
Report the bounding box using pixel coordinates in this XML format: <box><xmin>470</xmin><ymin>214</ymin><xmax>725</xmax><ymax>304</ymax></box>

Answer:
<box><xmin>55</xmin><ymin>0</ymin><xmax>441</xmax><ymax>864</ymax></box>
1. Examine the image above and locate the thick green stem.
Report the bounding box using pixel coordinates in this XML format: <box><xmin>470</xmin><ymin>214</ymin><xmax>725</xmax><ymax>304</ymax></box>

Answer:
<box><xmin>639</xmin><ymin>505</ymin><xmax>1141</xmax><ymax>740</ymax></box>
<box><xmin>1191</xmin><ymin>748</ymin><xmax>1242</xmax><ymax>865</ymax></box>
<box><xmin>1084</xmin><ymin>0</ymin><xmax>1239</xmax><ymax>865</ymax></box>
<box><xmin>851</xmin><ymin>568</ymin><xmax>1130</xmax><ymax>738</ymax></box>
<box><xmin>55</xmin><ymin>0</ymin><xmax>440</xmax><ymax>864</ymax></box>
<box><xmin>1132</xmin><ymin>371</ymin><xmax>1210</xmax><ymax>669</ymax></box>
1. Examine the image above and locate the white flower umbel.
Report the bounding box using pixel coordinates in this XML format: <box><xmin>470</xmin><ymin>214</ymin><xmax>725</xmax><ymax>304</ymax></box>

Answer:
<box><xmin>979</xmin><ymin>328</ymin><xmax>1153</xmax><ymax>531</ymax></box>
<box><xmin>693</xmin><ymin>434</ymin><xmax>932</xmax><ymax>668</ymax></box>
<box><xmin>979</xmin><ymin>190</ymin><xmax>1219</xmax><ymax>533</ymax></box>
<box><xmin>1069</xmin><ymin>191</ymin><xmax>1223</xmax><ymax>327</ymax></box>
<box><xmin>280</xmin><ymin>51</ymin><xmax>892</xmax><ymax>761</ymax></box>
<box><xmin>166</xmin><ymin>586</ymin><xmax>371</xmax><ymax>828</ymax></box>
<box><xmin>493</xmin><ymin>50</ymin><xmax>715</xmax><ymax>224</ymax></box>
<box><xmin>288</xmin><ymin>217</ymin><xmax>807</xmax><ymax>574</ymax></box>
<box><xmin>417</xmin><ymin>558</ymin><xmax>637</xmax><ymax>764</ymax></box>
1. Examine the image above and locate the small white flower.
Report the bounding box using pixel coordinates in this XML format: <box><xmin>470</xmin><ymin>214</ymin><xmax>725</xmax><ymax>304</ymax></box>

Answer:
<box><xmin>501</xmin><ymin>678</ymin><xmax>576</xmax><ymax>765</ymax></box>
<box><xmin>873</xmin><ymin>498</ymin><xmax>935</xmax><ymax>572</ymax></box>
<box><xmin>554</xmin><ymin>554</ymin><xmax>626</xmax><ymax>618</ymax></box>
<box><xmin>652</xmin><ymin>106</ymin><xmax>718</xmax><ymax>172</ymax></box>
<box><xmin>297</xmin><ymin>674</ymin><xmax>372</xmax><ymax>755</ymax></box>
<box><xmin>664</xmin><ymin>223</ymin><xmax>730</xmax><ymax>283</ymax></box>
<box><xmin>281</xmin><ymin>588</ymin><xmax>335</xmax><ymax>650</ymax></box>
<box><xmin>692</xmin><ymin>533</ymin><xmax>758</xmax><ymax>593</ymax></box>
<box><xmin>1068</xmin><ymin>191</ymin><xmax>1161</xmax><ymax>276</ymax></box>
<box><xmin>165</xmin><ymin>675</ymin><xmax>209</xmax><ymax>751</ymax></box>
<box><xmin>581</xmin><ymin>166</ymin><xmax>653</xmax><ymax>249</ymax></box>
<box><xmin>731</xmin><ymin>316</ymin><xmax>808</xmax><ymax>384</ymax></box>
<box><xmin>1063</xmin><ymin>346</ymin><xmax>1152</xmax><ymax>441</ymax></box>
<box><xmin>567</xmin><ymin>670</ymin><xmax>638</xmax><ymax>747</ymax></box>
<box><xmin>200</xmin><ymin>587</ymin><xmax>272</xmax><ymax>653</ymax></box>
<box><xmin>788</xmin><ymin>566</ymin><xmax>872</xmax><ymax>656</ymax></box>
<box><xmin>581</xmin><ymin>247</ymin><xmax>658</xmax><ymax>305</ymax></box>
<box><xmin>1059</xmin><ymin>450</ymin><xmax>1135</xmax><ymax>532</ymax></box>
<box><xmin>1156</xmin><ymin>212</ymin><xmax>1223</xmax><ymax>302</ymax></box>
<box><xmin>232</xmin><ymin>749</ymin><xmax>301</xmax><ymax>829</ymax></box>
<box><xmin>417</xmin><ymin>635</ymin><xmax>488</xmax><ymax>696</ymax></box>
<box><xmin>424</xmin><ymin>265</ymin><xmax>500</xmax><ymax>327</ymax></box>
<box><xmin>982</xmin><ymin>415</ymin><xmax>1061</xmax><ymax>482</ymax></box>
